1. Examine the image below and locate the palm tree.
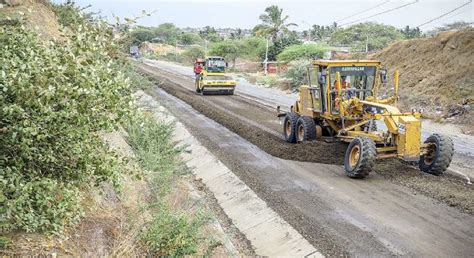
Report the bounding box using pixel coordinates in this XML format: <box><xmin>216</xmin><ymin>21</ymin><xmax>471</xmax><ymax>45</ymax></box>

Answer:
<box><xmin>256</xmin><ymin>5</ymin><xmax>298</xmax><ymax>42</ymax></box>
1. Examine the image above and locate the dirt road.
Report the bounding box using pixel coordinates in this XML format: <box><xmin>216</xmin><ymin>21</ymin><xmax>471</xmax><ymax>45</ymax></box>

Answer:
<box><xmin>138</xmin><ymin>61</ymin><xmax>474</xmax><ymax>257</ymax></box>
<box><xmin>144</xmin><ymin>59</ymin><xmax>474</xmax><ymax>182</ymax></box>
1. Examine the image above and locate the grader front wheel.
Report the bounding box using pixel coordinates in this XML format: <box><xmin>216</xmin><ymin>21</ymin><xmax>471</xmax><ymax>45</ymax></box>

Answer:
<box><xmin>419</xmin><ymin>133</ymin><xmax>454</xmax><ymax>175</ymax></box>
<box><xmin>344</xmin><ymin>137</ymin><xmax>376</xmax><ymax>179</ymax></box>
<box><xmin>296</xmin><ymin>116</ymin><xmax>316</xmax><ymax>142</ymax></box>
<box><xmin>283</xmin><ymin>112</ymin><xmax>299</xmax><ymax>143</ymax></box>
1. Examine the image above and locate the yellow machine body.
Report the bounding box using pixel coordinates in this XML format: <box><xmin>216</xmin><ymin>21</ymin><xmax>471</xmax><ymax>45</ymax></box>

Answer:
<box><xmin>283</xmin><ymin>59</ymin><xmax>427</xmax><ymax>161</ymax></box>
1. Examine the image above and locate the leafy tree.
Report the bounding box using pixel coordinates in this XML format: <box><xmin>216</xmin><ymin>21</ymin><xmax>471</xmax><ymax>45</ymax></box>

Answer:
<box><xmin>153</xmin><ymin>23</ymin><xmax>181</xmax><ymax>44</ymax></box>
<box><xmin>400</xmin><ymin>25</ymin><xmax>422</xmax><ymax>39</ymax></box>
<box><xmin>284</xmin><ymin>60</ymin><xmax>311</xmax><ymax>88</ymax></box>
<box><xmin>238</xmin><ymin>36</ymin><xmax>267</xmax><ymax>60</ymax></box>
<box><xmin>277</xmin><ymin>44</ymin><xmax>329</xmax><ymax>62</ymax></box>
<box><xmin>330</xmin><ymin>22</ymin><xmax>404</xmax><ymax>51</ymax></box>
<box><xmin>311</xmin><ymin>24</ymin><xmax>337</xmax><ymax>42</ymax></box>
<box><xmin>199</xmin><ymin>26</ymin><xmax>222</xmax><ymax>42</ymax></box>
<box><xmin>183</xmin><ymin>45</ymin><xmax>205</xmax><ymax>63</ymax></box>
<box><xmin>209</xmin><ymin>40</ymin><xmax>239</xmax><ymax>67</ymax></box>
<box><xmin>255</xmin><ymin>5</ymin><xmax>297</xmax><ymax>42</ymax></box>
<box><xmin>52</xmin><ymin>0</ymin><xmax>97</xmax><ymax>27</ymax></box>
<box><xmin>129</xmin><ymin>26</ymin><xmax>156</xmax><ymax>44</ymax></box>
<box><xmin>180</xmin><ymin>32</ymin><xmax>202</xmax><ymax>45</ymax></box>
<box><xmin>230</xmin><ymin>28</ymin><xmax>243</xmax><ymax>40</ymax></box>
<box><xmin>264</xmin><ymin>34</ymin><xmax>302</xmax><ymax>61</ymax></box>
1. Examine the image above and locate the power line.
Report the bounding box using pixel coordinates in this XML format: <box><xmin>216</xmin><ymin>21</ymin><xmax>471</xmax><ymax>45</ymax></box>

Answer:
<box><xmin>430</xmin><ymin>7</ymin><xmax>473</xmax><ymax>27</ymax></box>
<box><xmin>417</xmin><ymin>0</ymin><xmax>472</xmax><ymax>27</ymax></box>
<box><xmin>339</xmin><ymin>0</ymin><xmax>419</xmax><ymax>27</ymax></box>
<box><xmin>336</xmin><ymin>0</ymin><xmax>391</xmax><ymax>23</ymax></box>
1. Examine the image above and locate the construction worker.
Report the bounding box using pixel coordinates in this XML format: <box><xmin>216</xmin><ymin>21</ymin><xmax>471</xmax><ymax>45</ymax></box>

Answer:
<box><xmin>332</xmin><ymin>75</ymin><xmax>351</xmax><ymax>111</ymax></box>
<box><xmin>333</xmin><ymin>75</ymin><xmax>350</xmax><ymax>90</ymax></box>
<box><xmin>194</xmin><ymin>61</ymin><xmax>203</xmax><ymax>76</ymax></box>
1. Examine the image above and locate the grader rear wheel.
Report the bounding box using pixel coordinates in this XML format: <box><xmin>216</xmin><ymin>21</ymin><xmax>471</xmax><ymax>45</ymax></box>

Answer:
<box><xmin>344</xmin><ymin>137</ymin><xmax>376</xmax><ymax>179</ymax></box>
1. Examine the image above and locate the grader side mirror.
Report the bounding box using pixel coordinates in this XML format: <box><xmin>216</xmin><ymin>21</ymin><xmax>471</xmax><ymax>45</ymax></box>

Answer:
<box><xmin>380</xmin><ymin>69</ymin><xmax>388</xmax><ymax>84</ymax></box>
<box><xmin>318</xmin><ymin>73</ymin><xmax>326</xmax><ymax>85</ymax></box>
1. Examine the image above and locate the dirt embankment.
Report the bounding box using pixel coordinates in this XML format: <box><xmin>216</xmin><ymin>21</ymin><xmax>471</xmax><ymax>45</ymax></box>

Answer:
<box><xmin>0</xmin><ymin>0</ymin><xmax>62</xmax><ymax>40</ymax></box>
<box><xmin>370</xmin><ymin>29</ymin><xmax>474</xmax><ymax>133</ymax></box>
<box><xmin>139</xmin><ymin>64</ymin><xmax>474</xmax><ymax>215</ymax></box>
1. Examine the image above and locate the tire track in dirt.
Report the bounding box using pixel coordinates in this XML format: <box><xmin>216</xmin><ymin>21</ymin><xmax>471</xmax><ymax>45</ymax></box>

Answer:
<box><xmin>138</xmin><ymin>64</ymin><xmax>474</xmax><ymax>215</ymax></box>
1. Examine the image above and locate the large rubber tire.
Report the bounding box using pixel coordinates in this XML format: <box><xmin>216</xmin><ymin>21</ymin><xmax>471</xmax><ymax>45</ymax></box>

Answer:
<box><xmin>296</xmin><ymin>116</ymin><xmax>316</xmax><ymax>142</ymax></box>
<box><xmin>344</xmin><ymin>137</ymin><xmax>377</xmax><ymax>179</ymax></box>
<box><xmin>283</xmin><ymin>112</ymin><xmax>299</xmax><ymax>143</ymax></box>
<box><xmin>419</xmin><ymin>134</ymin><xmax>454</xmax><ymax>175</ymax></box>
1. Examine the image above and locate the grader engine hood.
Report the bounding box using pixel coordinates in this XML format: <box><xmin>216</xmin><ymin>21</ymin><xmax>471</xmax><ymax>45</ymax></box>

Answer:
<box><xmin>360</xmin><ymin>100</ymin><xmax>422</xmax><ymax>161</ymax></box>
<box><xmin>397</xmin><ymin>116</ymin><xmax>421</xmax><ymax>161</ymax></box>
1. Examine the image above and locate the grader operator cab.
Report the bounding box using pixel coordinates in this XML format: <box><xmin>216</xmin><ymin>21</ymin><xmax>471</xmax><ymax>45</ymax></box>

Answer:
<box><xmin>194</xmin><ymin>56</ymin><xmax>236</xmax><ymax>95</ymax></box>
<box><xmin>278</xmin><ymin>60</ymin><xmax>454</xmax><ymax>179</ymax></box>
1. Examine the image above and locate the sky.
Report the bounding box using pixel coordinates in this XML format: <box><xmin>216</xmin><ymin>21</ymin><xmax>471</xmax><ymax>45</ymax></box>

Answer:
<box><xmin>54</xmin><ymin>0</ymin><xmax>473</xmax><ymax>30</ymax></box>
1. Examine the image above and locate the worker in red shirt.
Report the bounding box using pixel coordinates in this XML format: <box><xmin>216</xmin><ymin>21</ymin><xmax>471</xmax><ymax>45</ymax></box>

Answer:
<box><xmin>194</xmin><ymin>60</ymin><xmax>204</xmax><ymax>77</ymax></box>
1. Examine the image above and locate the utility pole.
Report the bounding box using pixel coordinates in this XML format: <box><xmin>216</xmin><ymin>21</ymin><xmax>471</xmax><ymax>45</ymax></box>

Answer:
<box><xmin>365</xmin><ymin>34</ymin><xmax>369</xmax><ymax>53</ymax></box>
<box><xmin>204</xmin><ymin>39</ymin><xmax>208</xmax><ymax>54</ymax></box>
<box><xmin>264</xmin><ymin>37</ymin><xmax>269</xmax><ymax>76</ymax></box>
<box><xmin>302</xmin><ymin>20</ymin><xmax>311</xmax><ymax>42</ymax></box>
<box><xmin>175</xmin><ymin>38</ymin><xmax>178</xmax><ymax>61</ymax></box>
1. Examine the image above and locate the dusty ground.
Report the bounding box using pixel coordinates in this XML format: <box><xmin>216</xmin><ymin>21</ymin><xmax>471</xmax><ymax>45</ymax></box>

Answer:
<box><xmin>0</xmin><ymin>0</ymin><xmax>63</xmax><ymax>40</ymax></box>
<box><xmin>139</xmin><ymin>63</ymin><xmax>474</xmax><ymax>215</ymax></box>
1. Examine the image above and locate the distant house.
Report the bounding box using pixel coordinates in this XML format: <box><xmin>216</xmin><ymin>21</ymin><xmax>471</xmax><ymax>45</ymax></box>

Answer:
<box><xmin>328</xmin><ymin>46</ymin><xmax>351</xmax><ymax>59</ymax></box>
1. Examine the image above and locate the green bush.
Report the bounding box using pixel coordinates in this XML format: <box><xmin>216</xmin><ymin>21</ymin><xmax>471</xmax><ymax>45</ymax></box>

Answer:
<box><xmin>277</xmin><ymin>44</ymin><xmax>329</xmax><ymax>62</ymax></box>
<box><xmin>143</xmin><ymin>204</ymin><xmax>209</xmax><ymax>257</ymax></box>
<box><xmin>125</xmin><ymin>115</ymin><xmax>208</xmax><ymax>256</ymax></box>
<box><xmin>180</xmin><ymin>32</ymin><xmax>202</xmax><ymax>45</ymax></box>
<box><xmin>238</xmin><ymin>37</ymin><xmax>267</xmax><ymax>60</ymax></box>
<box><xmin>284</xmin><ymin>60</ymin><xmax>310</xmax><ymax>88</ymax></box>
<box><xmin>0</xmin><ymin>18</ymin><xmax>131</xmax><ymax>233</ymax></box>
<box><xmin>330</xmin><ymin>22</ymin><xmax>404</xmax><ymax>51</ymax></box>
<box><xmin>182</xmin><ymin>45</ymin><xmax>205</xmax><ymax>64</ymax></box>
<box><xmin>209</xmin><ymin>40</ymin><xmax>239</xmax><ymax>66</ymax></box>
<box><xmin>256</xmin><ymin>74</ymin><xmax>279</xmax><ymax>87</ymax></box>
<box><xmin>125</xmin><ymin>116</ymin><xmax>183</xmax><ymax>197</ymax></box>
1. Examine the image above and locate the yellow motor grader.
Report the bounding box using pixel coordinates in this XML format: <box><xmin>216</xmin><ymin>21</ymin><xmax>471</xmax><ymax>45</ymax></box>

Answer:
<box><xmin>277</xmin><ymin>60</ymin><xmax>454</xmax><ymax>179</ymax></box>
<box><xmin>194</xmin><ymin>56</ymin><xmax>236</xmax><ymax>95</ymax></box>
